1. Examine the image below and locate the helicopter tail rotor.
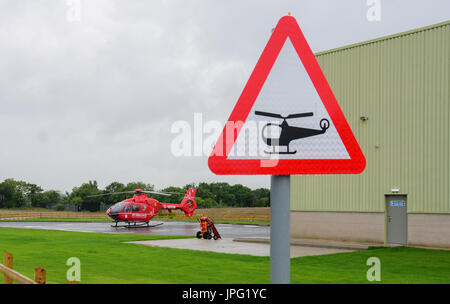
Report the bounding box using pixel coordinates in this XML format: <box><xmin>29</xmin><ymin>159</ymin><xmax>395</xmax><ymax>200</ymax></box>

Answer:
<box><xmin>160</xmin><ymin>188</ymin><xmax>198</xmax><ymax>217</ymax></box>
<box><xmin>320</xmin><ymin>118</ymin><xmax>330</xmax><ymax>130</ymax></box>
<box><xmin>179</xmin><ymin>188</ymin><xmax>197</xmax><ymax>217</ymax></box>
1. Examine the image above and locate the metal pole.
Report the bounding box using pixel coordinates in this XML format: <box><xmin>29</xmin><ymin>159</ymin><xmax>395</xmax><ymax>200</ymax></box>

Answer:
<box><xmin>270</xmin><ymin>175</ymin><xmax>290</xmax><ymax>284</ymax></box>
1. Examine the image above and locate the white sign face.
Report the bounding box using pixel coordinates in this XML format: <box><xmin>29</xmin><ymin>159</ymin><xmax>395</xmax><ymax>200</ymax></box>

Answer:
<box><xmin>228</xmin><ymin>38</ymin><xmax>350</xmax><ymax>160</ymax></box>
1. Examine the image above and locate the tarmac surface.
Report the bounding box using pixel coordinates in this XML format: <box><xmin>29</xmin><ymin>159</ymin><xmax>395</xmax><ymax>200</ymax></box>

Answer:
<box><xmin>0</xmin><ymin>221</ymin><xmax>359</xmax><ymax>257</ymax></box>
<box><xmin>0</xmin><ymin>220</ymin><xmax>269</xmax><ymax>238</ymax></box>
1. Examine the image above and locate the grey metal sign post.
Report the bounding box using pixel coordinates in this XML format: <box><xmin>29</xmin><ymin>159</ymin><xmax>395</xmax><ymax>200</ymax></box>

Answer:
<box><xmin>270</xmin><ymin>175</ymin><xmax>290</xmax><ymax>284</ymax></box>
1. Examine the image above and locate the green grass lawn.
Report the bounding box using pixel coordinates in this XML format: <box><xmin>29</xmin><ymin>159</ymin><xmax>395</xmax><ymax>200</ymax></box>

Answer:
<box><xmin>0</xmin><ymin>227</ymin><xmax>449</xmax><ymax>284</ymax></box>
<box><xmin>291</xmin><ymin>246</ymin><xmax>450</xmax><ymax>283</ymax></box>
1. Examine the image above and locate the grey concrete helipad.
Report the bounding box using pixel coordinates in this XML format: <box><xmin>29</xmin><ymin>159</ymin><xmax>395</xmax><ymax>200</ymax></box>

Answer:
<box><xmin>129</xmin><ymin>238</ymin><xmax>356</xmax><ymax>257</ymax></box>
<box><xmin>129</xmin><ymin>238</ymin><xmax>270</xmax><ymax>256</ymax></box>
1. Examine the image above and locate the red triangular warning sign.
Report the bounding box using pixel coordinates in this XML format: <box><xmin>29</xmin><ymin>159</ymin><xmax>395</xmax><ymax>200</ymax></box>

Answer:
<box><xmin>208</xmin><ymin>16</ymin><xmax>365</xmax><ymax>175</ymax></box>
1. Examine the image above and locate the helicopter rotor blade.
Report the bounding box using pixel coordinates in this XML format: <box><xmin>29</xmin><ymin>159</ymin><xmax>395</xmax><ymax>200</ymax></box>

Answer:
<box><xmin>159</xmin><ymin>191</ymin><xmax>184</xmax><ymax>195</ymax></box>
<box><xmin>86</xmin><ymin>190</ymin><xmax>183</xmax><ymax>198</ymax></box>
<box><xmin>140</xmin><ymin>191</ymin><xmax>171</xmax><ymax>196</ymax></box>
<box><xmin>142</xmin><ymin>190</ymin><xmax>186</xmax><ymax>196</ymax></box>
<box><xmin>86</xmin><ymin>191</ymin><xmax>135</xmax><ymax>198</ymax></box>
<box><xmin>254</xmin><ymin>111</ymin><xmax>284</xmax><ymax>119</ymax></box>
<box><xmin>286</xmin><ymin>112</ymin><xmax>314</xmax><ymax>119</ymax></box>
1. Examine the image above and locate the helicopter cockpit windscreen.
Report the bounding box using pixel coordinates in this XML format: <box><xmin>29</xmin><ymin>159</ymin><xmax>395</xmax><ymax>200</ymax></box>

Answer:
<box><xmin>110</xmin><ymin>202</ymin><xmax>127</xmax><ymax>214</ymax></box>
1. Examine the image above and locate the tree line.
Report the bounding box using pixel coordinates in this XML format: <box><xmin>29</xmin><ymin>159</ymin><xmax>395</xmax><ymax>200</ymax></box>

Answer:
<box><xmin>0</xmin><ymin>178</ymin><xmax>270</xmax><ymax>211</ymax></box>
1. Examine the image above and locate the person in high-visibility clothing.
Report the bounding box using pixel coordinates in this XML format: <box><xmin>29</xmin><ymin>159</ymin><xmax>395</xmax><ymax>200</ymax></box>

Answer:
<box><xmin>196</xmin><ymin>216</ymin><xmax>221</xmax><ymax>240</ymax></box>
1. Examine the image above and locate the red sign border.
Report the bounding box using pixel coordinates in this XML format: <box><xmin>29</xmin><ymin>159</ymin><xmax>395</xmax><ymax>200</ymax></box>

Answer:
<box><xmin>208</xmin><ymin>16</ymin><xmax>366</xmax><ymax>175</ymax></box>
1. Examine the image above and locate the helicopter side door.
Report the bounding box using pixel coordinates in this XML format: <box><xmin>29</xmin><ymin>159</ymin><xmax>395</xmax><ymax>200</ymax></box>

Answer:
<box><xmin>131</xmin><ymin>204</ymin><xmax>144</xmax><ymax>221</ymax></box>
<box><xmin>140</xmin><ymin>203</ymin><xmax>154</xmax><ymax>221</ymax></box>
<box><xmin>122</xmin><ymin>203</ymin><xmax>132</xmax><ymax>221</ymax></box>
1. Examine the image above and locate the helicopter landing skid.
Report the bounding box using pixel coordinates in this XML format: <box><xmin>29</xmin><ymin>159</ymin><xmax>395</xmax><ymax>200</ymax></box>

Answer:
<box><xmin>264</xmin><ymin>150</ymin><xmax>297</xmax><ymax>155</ymax></box>
<box><xmin>111</xmin><ymin>222</ymin><xmax>164</xmax><ymax>228</ymax></box>
<box><xmin>264</xmin><ymin>147</ymin><xmax>297</xmax><ymax>155</ymax></box>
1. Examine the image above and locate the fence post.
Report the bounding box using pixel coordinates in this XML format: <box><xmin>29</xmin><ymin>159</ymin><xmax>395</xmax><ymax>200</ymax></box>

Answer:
<box><xmin>34</xmin><ymin>266</ymin><xmax>46</xmax><ymax>284</ymax></box>
<box><xmin>4</xmin><ymin>251</ymin><xmax>13</xmax><ymax>284</ymax></box>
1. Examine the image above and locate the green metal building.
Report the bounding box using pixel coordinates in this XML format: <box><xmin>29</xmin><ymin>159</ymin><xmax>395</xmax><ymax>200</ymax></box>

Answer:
<box><xmin>290</xmin><ymin>21</ymin><xmax>450</xmax><ymax>247</ymax></box>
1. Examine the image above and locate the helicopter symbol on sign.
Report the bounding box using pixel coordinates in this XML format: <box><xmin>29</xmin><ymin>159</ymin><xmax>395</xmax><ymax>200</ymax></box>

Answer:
<box><xmin>255</xmin><ymin>110</ymin><xmax>330</xmax><ymax>155</ymax></box>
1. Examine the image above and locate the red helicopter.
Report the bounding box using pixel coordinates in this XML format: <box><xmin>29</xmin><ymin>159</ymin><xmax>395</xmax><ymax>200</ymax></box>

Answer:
<box><xmin>90</xmin><ymin>188</ymin><xmax>197</xmax><ymax>227</ymax></box>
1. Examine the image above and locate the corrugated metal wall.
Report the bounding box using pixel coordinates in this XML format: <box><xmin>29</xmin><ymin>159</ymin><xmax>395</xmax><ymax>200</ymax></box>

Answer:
<box><xmin>291</xmin><ymin>21</ymin><xmax>450</xmax><ymax>214</ymax></box>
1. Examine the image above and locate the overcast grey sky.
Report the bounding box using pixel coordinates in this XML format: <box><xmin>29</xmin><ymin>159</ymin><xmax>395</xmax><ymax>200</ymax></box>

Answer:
<box><xmin>0</xmin><ymin>0</ymin><xmax>449</xmax><ymax>192</ymax></box>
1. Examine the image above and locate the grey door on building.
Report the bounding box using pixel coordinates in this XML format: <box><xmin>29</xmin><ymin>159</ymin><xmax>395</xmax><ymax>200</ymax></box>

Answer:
<box><xmin>385</xmin><ymin>195</ymin><xmax>408</xmax><ymax>245</ymax></box>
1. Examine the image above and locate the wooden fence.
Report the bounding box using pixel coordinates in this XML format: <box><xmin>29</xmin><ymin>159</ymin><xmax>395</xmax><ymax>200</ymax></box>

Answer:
<box><xmin>155</xmin><ymin>207</ymin><xmax>270</xmax><ymax>223</ymax></box>
<box><xmin>0</xmin><ymin>210</ymin><xmax>108</xmax><ymax>221</ymax></box>
<box><xmin>0</xmin><ymin>207</ymin><xmax>270</xmax><ymax>224</ymax></box>
<box><xmin>0</xmin><ymin>251</ymin><xmax>46</xmax><ymax>284</ymax></box>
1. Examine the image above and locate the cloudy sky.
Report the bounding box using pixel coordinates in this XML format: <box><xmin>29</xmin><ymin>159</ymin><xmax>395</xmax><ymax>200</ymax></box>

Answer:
<box><xmin>0</xmin><ymin>0</ymin><xmax>449</xmax><ymax>192</ymax></box>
